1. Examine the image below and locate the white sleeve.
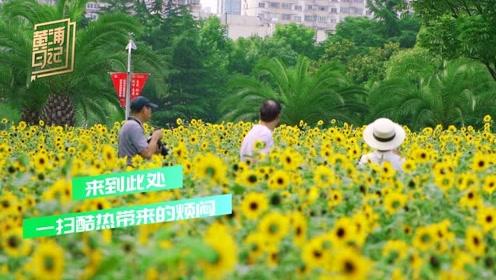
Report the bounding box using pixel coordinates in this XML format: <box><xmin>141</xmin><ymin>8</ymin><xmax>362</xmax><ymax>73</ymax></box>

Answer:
<box><xmin>358</xmin><ymin>154</ymin><xmax>367</xmax><ymax>166</ymax></box>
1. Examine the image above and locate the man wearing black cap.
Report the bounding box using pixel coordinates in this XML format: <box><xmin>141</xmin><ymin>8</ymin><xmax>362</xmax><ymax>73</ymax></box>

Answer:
<box><xmin>118</xmin><ymin>96</ymin><xmax>163</xmax><ymax>164</ymax></box>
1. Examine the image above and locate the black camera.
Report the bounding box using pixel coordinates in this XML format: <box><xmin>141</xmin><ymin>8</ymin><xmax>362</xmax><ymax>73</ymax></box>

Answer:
<box><xmin>147</xmin><ymin>137</ymin><xmax>169</xmax><ymax>156</ymax></box>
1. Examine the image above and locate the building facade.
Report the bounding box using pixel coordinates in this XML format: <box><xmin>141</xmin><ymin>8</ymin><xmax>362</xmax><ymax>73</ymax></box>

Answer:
<box><xmin>241</xmin><ymin>0</ymin><xmax>369</xmax><ymax>34</ymax></box>
<box><xmin>218</xmin><ymin>0</ymin><xmax>242</xmax><ymax>15</ymax></box>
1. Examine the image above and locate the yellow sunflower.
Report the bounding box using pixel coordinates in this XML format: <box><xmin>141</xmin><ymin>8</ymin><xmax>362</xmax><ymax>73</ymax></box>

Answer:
<box><xmin>413</xmin><ymin>226</ymin><xmax>436</xmax><ymax>252</ymax></box>
<box><xmin>258</xmin><ymin>212</ymin><xmax>290</xmax><ymax>243</ymax></box>
<box><xmin>240</xmin><ymin>192</ymin><xmax>268</xmax><ymax>220</ymax></box>
<box><xmin>192</xmin><ymin>153</ymin><xmax>227</xmax><ymax>185</ymax></box>
<box><xmin>290</xmin><ymin>211</ymin><xmax>308</xmax><ymax>247</ymax></box>
<box><xmin>32</xmin><ymin>150</ymin><xmax>51</xmax><ymax>171</ymax></box>
<box><xmin>329</xmin><ymin>247</ymin><xmax>371</xmax><ymax>280</ymax></box>
<box><xmin>383</xmin><ymin>192</ymin><xmax>407</xmax><ymax>215</ymax></box>
<box><xmin>202</xmin><ymin>224</ymin><xmax>237</xmax><ymax>279</ymax></box>
<box><xmin>235</xmin><ymin>169</ymin><xmax>259</xmax><ymax>188</ymax></box>
<box><xmin>328</xmin><ymin>189</ymin><xmax>343</xmax><ymax>209</ymax></box>
<box><xmin>313</xmin><ymin>165</ymin><xmax>335</xmax><ymax>187</ymax></box>
<box><xmin>382</xmin><ymin>240</ymin><xmax>408</xmax><ymax>263</ymax></box>
<box><xmin>465</xmin><ymin>226</ymin><xmax>485</xmax><ymax>257</ymax></box>
<box><xmin>482</xmin><ymin>175</ymin><xmax>496</xmax><ymax>194</ymax></box>
<box><xmin>1</xmin><ymin>228</ymin><xmax>32</xmax><ymax>258</ymax></box>
<box><xmin>477</xmin><ymin>207</ymin><xmax>496</xmax><ymax>233</ymax></box>
<box><xmin>268</xmin><ymin>170</ymin><xmax>290</xmax><ymax>190</ymax></box>
<box><xmin>302</xmin><ymin>236</ymin><xmax>329</xmax><ymax>270</ymax></box>
<box><xmin>30</xmin><ymin>240</ymin><xmax>65</xmax><ymax>280</ymax></box>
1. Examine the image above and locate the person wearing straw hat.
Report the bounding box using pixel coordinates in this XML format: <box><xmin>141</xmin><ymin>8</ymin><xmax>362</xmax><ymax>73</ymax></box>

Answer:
<box><xmin>359</xmin><ymin>118</ymin><xmax>406</xmax><ymax>171</ymax></box>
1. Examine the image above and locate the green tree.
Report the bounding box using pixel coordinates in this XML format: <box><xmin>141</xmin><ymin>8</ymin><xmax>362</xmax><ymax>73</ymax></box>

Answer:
<box><xmin>145</xmin><ymin>9</ymin><xmax>231</xmax><ymax>125</ymax></box>
<box><xmin>367</xmin><ymin>0</ymin><xmax>420</xmax><ymax>47</ymax></box>
<box><xmin>348</xmin><ymin>42</ymin><xmax>400</xmax><ymax>85</ymax></box>
<box><xmin>414</xmin><ymin>0</ymin><xmax>496</xmax><ymax>80</ymax></box>
<box><xmin>228</xmin><ymin>36</ymin><xmax>298</xmax><ymax>75</ymax></box>
<box><xmin>368</xmin><ymin>59</ymin><xmax>496</xmax><ymax>129</ymax></box>
<box><xmin>385</xmin><ymin>47</ymin><xmax>441</xmax><ymax>83</ymax></box>
<box><xmin>326</xmin><ymin>17</ymin><xmax>385</xmax><ymax>52</ymax></box>
<box><xmin>222</xmin><ymin>57</ymin><xmax>367</xmax><ymax>125</ymax></box>
<box><xmin>272</xmin><ymin>23</ymin><xmax>320</xmax><ymax>59</ymax></box>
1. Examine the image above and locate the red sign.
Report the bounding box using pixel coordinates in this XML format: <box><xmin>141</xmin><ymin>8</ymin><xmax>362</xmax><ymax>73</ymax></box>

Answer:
<box><xmin>110</xmin><ymin>72</ymin><xmax>150</xmax><ymax>108</ymax></box>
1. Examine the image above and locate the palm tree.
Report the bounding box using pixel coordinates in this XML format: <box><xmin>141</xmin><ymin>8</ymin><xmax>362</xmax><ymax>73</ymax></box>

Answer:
<box><xmin>221</xmin><ymin>56</ymin><xmax>368</xmax><ymax>125</ymax></box>
<box><xmin>368</xmin><ymin>59</ymin><xmax>496</xmax><ymax>129</ymax></box>
<box><xmin>0</xmin><ymin>0</ymin><xmax>166</xmax><ymax>126</ymax></box>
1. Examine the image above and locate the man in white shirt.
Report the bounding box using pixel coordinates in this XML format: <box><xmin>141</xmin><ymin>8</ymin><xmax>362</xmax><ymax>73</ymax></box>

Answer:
<box><xmin>240</xmin><ymin>100</ymin><xmax>282</xmax><ymax>161</ymax></box>
<box><xmin>358</xmin><ymin>118</ymin><xmax>406</xmax><ymax>171</ymax></box>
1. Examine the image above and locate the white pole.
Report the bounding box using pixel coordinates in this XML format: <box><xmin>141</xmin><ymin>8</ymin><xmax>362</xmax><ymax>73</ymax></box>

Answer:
<box><xmin>125</xmin><ymin>33</ymin><xmax>137</xmax><ymax>120</ymax></box>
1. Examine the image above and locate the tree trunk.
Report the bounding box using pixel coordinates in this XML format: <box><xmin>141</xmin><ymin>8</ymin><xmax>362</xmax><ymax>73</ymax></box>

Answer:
<box><xmin>41</xmin><ymin>94</ymin><xmax>75</xmax><ymax>126</ymax></box>
<box><xmin>20</xmin><ymin>108</ymin><xmax>41</xmax><ymax>125</ymax></box>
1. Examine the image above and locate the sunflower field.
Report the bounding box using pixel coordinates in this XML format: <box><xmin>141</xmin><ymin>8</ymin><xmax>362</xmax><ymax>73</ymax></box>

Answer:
<box><xmin>1</xmin><ymin>116</ymin><xmax>496</xmax><ymax>280</ymax></box>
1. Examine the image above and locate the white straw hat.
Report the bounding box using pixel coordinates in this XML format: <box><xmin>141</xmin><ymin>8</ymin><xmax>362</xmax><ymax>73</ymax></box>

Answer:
<box><xmin>363</xmin><ymin>118</ymin><xmax>405</xmax><ymax>150</ymax></box>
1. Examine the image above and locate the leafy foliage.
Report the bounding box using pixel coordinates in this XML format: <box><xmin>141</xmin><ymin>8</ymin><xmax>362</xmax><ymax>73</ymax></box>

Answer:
<box><xmin>368</xmin><ymin>59</ymin><xmax>496</xmax><ymax>129</ymax></box>
<box><xmin>222</xmin><ymin>57</ymin><xmax>368</xmax><ymax>125</ymax></box>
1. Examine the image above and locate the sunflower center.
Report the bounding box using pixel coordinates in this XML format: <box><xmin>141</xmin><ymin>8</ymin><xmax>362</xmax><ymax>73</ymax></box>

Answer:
<box><xmin>206</xmin><ymin>167</ymin><xmax>216</xmax><ymax>177</ymax></box>
<box><xmin>344</xmin><ymin>260</ymin><xmax>356</xmax><ymax>274</ymax></box>
<box><xmin>337</xmin><ymin>227</ymin><xmax>345</xmax><ymax>238</ymax></box>
<box><xmin>210</xmin><ymin>251</ymin><xmax>221</xmax><ymax>265</ymax></box>
<box><xmin>7</xmin><ymin>235</ymin><xmax>20</xmax><ymax>248</ymax></box>
<box><xmin>478</xmin><ymin>161</ymin><xmax>485</xmax><ymax>167</ymax></box>
<box><xmin>468</xmin><ymin>192</ymin><xmax>474</xmax><ymax>199</ymax></box>
<box><xmin>271</xmin><ymin>252</ymin><xmax>278</xmax><ymax>261</ymax></box>
<box><xmin>296</xmin><ymin>226</ymin><xmax>302</xmax><ymax>236</ymax></box>
<box><xmin>421</xmin><ymin>233</ymin><xmax>431</xmax><ymax>243</ymax></box>
<box><xmin>473</xmin><ymin>236</ymin><xmax>480</xmax><ymax>246</ymax></box>
<box><xmin>123</xmin><ymin>243</ymin><xmax>132</xmax><ymax>252</ymax></box>
<box><xmin>251</xmin><ymin>244</ymin><xmax>259</xmax><ymax>252</ymax></box>
<box><xmin>269</xmin><ymin>224</ymin><xmax>279</xmax><ymax>234</ymax></box>
<box><xmin>43</xmin><ymin>255</ymin><xmax>55</xmax><ymax>272</ymax></box>
<box><xmin>1</xmin><ymin>200</ymin><xmax>9</xmax><ymax>208</ymax></box>
<box><xmin>277</xmin><ymin>178</ymin><xmax>284</xmax><ymax>185</ymax></box>
<box><xmin>313</xmin><ymin>250</ymin><xmax>322</xmax><ymax>259</ymax></box>
<box><xmin>392</xmin><ymin>200</ymin><xmax>400</xmax><ymax>209</ymax></box>
<box><xmin>486</xmin><ymin>215</ymin><xmax>493</xmax><ymax>223</ymax></box>
<box><xmin>248</xmin><ymin>175</ymin><xmax>257</xmax><ymax>183</ymax></box>
<box><xmin>249</xmin><ymin>202</ymin><xmax>258</xmax><ymax>211</ymax></box>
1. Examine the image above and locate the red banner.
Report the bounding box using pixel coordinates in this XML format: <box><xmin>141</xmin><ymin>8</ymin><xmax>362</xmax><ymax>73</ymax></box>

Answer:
<box><xmin>110</xmin><ymin>72</ymin><xmax>150</xmax><ymax>108</ymax></box>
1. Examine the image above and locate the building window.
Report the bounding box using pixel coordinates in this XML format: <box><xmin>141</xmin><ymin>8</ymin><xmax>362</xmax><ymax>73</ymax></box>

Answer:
<box><xmin>306</xmin><ymin>5</ymin><xmax>312</xmax><ymax>10</ymax></box>
<box><xmin>319</xmin><ymin>6</ymin><xmax>327</xmax><ymax>11</ymax></box>
<box><xmin>259</xmin><ymin>2</ymin><xmax>265</xmax><ymax>8</ymax></box>
<box><xmin>330</xmin><ymin>7</ymin><xmax>337</xmax><ymax>13</ymax></box>
<box><xmin>281</xmin><ymin>3</ymin><xmax>291</xmax><ymax>9</ymax></box>
<box><xmin>341</xmin><ymin>7</ymin><xmax>349</xmax><ymax>13</ymax></box>
<box><xmin>294</xmin><ymin>16</ymin><xmax>302</xmax><ymax>22</ymax></box>
<box><xmin>282</xmin><ymin>14</ymin><xmax>292</xmax><ymax>20</ymax></box>
<box><xmin>317</xmin><ymin>16</ymin><xmax>327</xmax><ymax>23</ymax></box>
<box><xmin>304</xmin><ymin>15</ymin><xmax>315</xmax><ymax>22</ymax></box>
<box><xmin>354</xmin><ymin>8</ymin><xmax>363</xmax><ymax>14</ymax></box>
<box><xmin>269</xmin><ymin>2</ymin><xmax>280</xmax><ymax>8</ymax></box>
<box><xmin>294</xmin><ymin>5</ymin><xmax>302</xmax><ymax>11</ymax></box>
